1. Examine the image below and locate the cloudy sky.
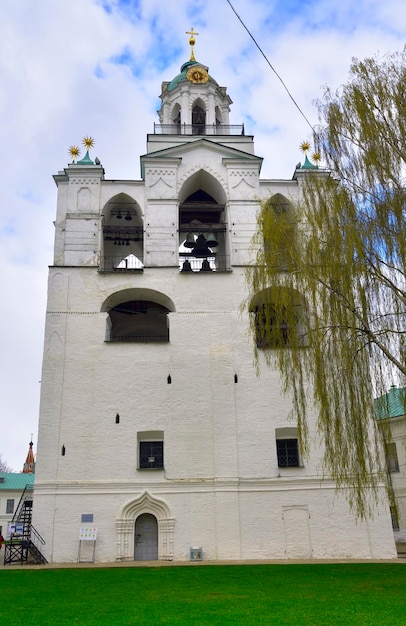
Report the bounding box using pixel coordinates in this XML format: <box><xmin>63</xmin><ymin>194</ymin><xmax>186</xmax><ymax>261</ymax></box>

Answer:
<box><xmin>0</xmin><ymin>0</ymin><xmax>404</xmax><ymax>471</ymax></box>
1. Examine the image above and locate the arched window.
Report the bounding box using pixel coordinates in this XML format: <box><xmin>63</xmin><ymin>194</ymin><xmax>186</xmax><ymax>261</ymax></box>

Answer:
<box><xmin>171</xmin><ymin>104</ymin><xmax>181</xmax><ymax>134</ymax></box>
<box><xmin>178</xmin><ymin>177</ymin><xmax>228</xmax><ymax>272</ymax></box>
<box><xmin>107</xmin><ymin>300</ymin><xmax>170</xmax><ymax>343</ymax></box>
<box><xmin>249</xmin><ymin>287</ymin><xmax>306</xmax><ymax>349</ymax></box>
<box><xmin>101</xmin><ymin>194</ymin><xmax>144</xmax><ymax>272</ymax></box>
<box><xmin>262</xmin><ymin>194</ymin><xmax>295</xmax><ymax>271</ymax></box>
<box><xmin>192</xmin><ymin>104</ymin><xmax>206</xmax><ymax>135</ymax></box>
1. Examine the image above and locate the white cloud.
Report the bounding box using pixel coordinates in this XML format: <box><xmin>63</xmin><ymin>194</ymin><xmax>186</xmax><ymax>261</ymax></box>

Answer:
<box><xmin>0</xmin><ymin>0</ymin><xmax>404</xmax><ymax>471</ymax></box>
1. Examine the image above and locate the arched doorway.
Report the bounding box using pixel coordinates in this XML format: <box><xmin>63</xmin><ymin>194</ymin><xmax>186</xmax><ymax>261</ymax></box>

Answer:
<box><xmin>134</xmin><ymin>513</ymin><xmax>158</xmax><ymax>560</ymax></box>
<box><xmin>116</xmin><ymin>490</ymin><xmax>175</xmax><ymax>561</ymax></box>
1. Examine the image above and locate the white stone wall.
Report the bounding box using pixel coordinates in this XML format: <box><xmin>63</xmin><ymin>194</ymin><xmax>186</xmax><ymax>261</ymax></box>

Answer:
<box><xmin>33</xmin><ymin>263</ymin><xmax>397</xmax><ymax>562</ymax></box>
<box><xmin>33</xmin><ymin>482</ymin><xmax>395</xmax><ymax>563</ymax></box>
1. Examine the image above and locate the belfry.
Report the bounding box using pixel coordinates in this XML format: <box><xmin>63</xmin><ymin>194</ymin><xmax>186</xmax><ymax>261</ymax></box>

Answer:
<box><xmin>32</xmin><ymin>33</ymin><xmax>396</xmax><ymax>563</ymax></box>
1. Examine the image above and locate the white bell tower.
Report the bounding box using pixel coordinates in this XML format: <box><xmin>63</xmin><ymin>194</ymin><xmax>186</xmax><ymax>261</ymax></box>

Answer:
<box><xmin>32</xmin><ymin>29</ymin><xmax>397</xmax><ymax>565</ymax></box>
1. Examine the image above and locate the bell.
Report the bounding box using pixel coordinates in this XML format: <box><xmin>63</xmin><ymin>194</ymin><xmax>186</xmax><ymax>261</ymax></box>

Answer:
<box><xmin>205</xmin><ymin>231</ymin><xmax>218</xmax><ymax>247</ymax></box>
<box><xmin>192</xmin><ymin>234</ymin><xmax>210</xmax><ymax>258</ymax></box>
<box><xmin>200</xmin><ymin>259</ymin><xmax>212</xmax><ymax>271</ymax></box>
<box><xmin>181</xmin><ymin>259</ymin><xmax>193</xmax><ymax>272</ymax></box>
<box><xmin>184</xmin><ymin>232</ymin><xmax>196</xmax><ymax>248</ymax></box>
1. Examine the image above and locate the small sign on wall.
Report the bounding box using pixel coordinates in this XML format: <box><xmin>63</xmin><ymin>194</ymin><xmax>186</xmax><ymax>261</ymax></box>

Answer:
<box><xmin>8</xmin><ymin>522</ymin><xmax>24</xmax><ymax>536</ymax></box>
<box><xmin>79</xmin><ymin>527</ymin><xmax>98</xmax><ymax>541</ymax></box>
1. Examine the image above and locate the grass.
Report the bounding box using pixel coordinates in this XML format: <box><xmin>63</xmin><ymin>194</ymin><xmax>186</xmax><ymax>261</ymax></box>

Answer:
<box><xmin>0</xmin><ymin>563</ymin><xmax>405</xmax><ymax>625</ymax></box>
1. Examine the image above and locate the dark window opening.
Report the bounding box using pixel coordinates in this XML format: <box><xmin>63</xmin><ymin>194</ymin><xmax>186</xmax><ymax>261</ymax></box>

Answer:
<box><xmin>253</xmin><ymin>304</ymin><xmax>293</xmax><ymax>349</ymax></box>
<box><xmin>390</xmin><ymin>506</ymin><xmax>400</xmax><ymax>530</ymax></box>
<box><xmin>192</xmin><ymin>104</ymin><xmax>206</xmax><ymax>135</ymax></box>
<box><xmin>179</xmin><ymin>189</ymin><xmax>227</xmax><ymax>272</ymax></box>
<box><xmin>6</xmin><ymin>499</ymin><xmax>15</xmax><ymax>514</ymax></box>
<box><xmin>108</xmin><ymin>300</ymin><xmax>170</xmax><ymax>343</ymax></box>
<box><xmin>276</xmin><ymin>439</ymin><xmax>300</xmax><ymax>467</ymax></box>
<box><xmin>101</xmin><ymin>195</ymin><xmax>144</xmax><ymax>272</ymax></box>
<box><xmin>385</xmin><ymin>442</ymin><xmax>400</xmax><ymax>473</ymax></box>
<box><xmin>139</xmin><ymin>441</ymin><xmax>164</xmax><ymax>469</ymax></box>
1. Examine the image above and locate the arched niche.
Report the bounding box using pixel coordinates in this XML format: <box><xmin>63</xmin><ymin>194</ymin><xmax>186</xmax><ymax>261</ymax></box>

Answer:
<box><xmin>178</xmin><ymin>171</ymin><xmax>229</xmax><ymax>272</ymax></box>
<box><xmin>116</xmin><ymin>491</ymin><xmax>175</xmax><ymax>561</ymax></box>
<box><xmin>101</xmin><ymin>193</ymin><xmax>144</xmax><ymax>271</ymax></box>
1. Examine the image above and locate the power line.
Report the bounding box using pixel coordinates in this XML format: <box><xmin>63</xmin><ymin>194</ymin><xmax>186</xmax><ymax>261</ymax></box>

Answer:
<box><xmin>226</xmin><ymin>0</ymin><xmax>315</xmax><ymax>134</ymax></box>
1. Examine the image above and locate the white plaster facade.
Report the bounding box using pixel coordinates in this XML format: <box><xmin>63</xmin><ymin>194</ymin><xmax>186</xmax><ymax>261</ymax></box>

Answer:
<box><xmin>32</xmin><ymin>53</ymin><xmax>397</xmax><ymax>563</ymax></box>
<box><xmin>376</xmin><ymin>386</ymin><xmax>406</xmax><ymax>537</ymax></box>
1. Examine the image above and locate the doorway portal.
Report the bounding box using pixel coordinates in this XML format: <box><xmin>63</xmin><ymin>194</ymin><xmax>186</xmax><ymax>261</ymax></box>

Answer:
<box><xmin>134</xmin><ymin>513</ymin><xmax>158</xmax><ymax>560</ymax></box>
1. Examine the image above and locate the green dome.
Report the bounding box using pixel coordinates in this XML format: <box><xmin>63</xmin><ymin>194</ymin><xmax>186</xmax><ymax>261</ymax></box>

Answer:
<box><xmin>166</xmin><ymin>60</ymin><xmax>218</xmax><ymax>92</ymax></box>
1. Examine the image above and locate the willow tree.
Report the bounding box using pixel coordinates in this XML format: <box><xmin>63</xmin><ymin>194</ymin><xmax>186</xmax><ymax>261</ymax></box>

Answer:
<box><xmin>245</xmin><ymin>49</ymin><xmax>406</xmax><ymax>518</ymax></box>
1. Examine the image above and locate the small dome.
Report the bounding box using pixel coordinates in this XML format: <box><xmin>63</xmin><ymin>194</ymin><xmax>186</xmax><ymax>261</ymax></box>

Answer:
<box><xmin>166</xmin><ymin>59</ymin><xmax>218</xmax><ymax>92</ymax></box>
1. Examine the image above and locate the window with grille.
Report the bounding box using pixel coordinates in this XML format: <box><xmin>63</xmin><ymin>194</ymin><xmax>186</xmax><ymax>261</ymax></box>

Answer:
<box><xmin>139</xmin><ymin>441</ymin><xmax>164</xmax><ymax>469</ymax></box>
<box><xmin>276</xmin><ymin>439</ymin><xmax>300</xmax><ymax>467</ymax></box>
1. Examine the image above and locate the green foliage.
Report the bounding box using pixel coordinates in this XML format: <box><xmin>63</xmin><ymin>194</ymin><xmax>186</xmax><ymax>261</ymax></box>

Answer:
<box><xmin>245</xmin><ymin>49</ymin><xmax>406</xmax><ymax>518</ymax></box>
<box><xmin>1</xmin><ymin>564</ymin><xmax>406</xmax><ymax>625</ymax></box>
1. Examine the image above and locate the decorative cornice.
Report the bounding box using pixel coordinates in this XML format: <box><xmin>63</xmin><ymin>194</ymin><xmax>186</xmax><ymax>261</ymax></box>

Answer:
<box><xmin>229</xmin><ymin>170</ymin><xmax>258</xmax><ymax>178</ymax></box>
<box><xmin>146</xmin><ymin>168</ymin><xmax>176</xmax><ymax>177</ymax></box>
<box><xmin>69</xmin><ymin>178</ymin><xmax>99</xmax><ymax>185</ymax></box>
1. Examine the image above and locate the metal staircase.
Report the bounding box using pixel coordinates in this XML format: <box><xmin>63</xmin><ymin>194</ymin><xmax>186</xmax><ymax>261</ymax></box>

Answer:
<box><xmin>3</xmin><ymin>484</ymin><xmax>48</xmax><ymax>565</ymax></box>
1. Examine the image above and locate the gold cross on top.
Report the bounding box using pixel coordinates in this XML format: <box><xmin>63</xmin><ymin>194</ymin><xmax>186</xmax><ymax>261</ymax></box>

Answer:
<box><xmin>186</xmin><ymin>28</ymin><xmax>199</xmax><ymax>61</ymax></box>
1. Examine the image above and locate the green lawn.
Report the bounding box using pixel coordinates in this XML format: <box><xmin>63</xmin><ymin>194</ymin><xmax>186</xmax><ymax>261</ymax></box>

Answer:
<box><xmin>0</xmin><ymin>563</ymin><xmax>405</xmax><ymax>625</ymax></box>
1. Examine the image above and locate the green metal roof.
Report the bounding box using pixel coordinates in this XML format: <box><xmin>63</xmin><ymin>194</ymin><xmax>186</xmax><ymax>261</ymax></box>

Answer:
<box><xmin>0</xmin><ymin>473</ymin><xmax>35</xmax><ymax>490</ymax></box>
<box><xmin>375</xmin><ymin>386</ymin><xmax>406</xmax><ymax>420</ymax></box>
<box><xmin>77</xmin><ymin>150</ymin><xmax>94</xmax><ymax>165</ymax></box>
<box><xmin>166</xmin><ymin>59</ymin><xmax>218</xmax><ymax>92</ymax></box>
<box><xmin>301</xmin><ymin>155</ymin><xmax>318</xmax><ymax>169</ymax></box>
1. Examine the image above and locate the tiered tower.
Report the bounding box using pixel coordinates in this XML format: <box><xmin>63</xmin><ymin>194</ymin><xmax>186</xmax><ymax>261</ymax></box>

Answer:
<box><xmin>33</xmin><ymin>33</ymin><xmax>396</xmax><ymax>563</ymax></box>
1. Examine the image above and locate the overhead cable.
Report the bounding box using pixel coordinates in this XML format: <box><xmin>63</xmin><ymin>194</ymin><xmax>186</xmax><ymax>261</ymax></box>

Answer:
<box><xmin>226</xmin><ymin>0</ymin><xmax>315</xmax><ymax>134</ymax></box>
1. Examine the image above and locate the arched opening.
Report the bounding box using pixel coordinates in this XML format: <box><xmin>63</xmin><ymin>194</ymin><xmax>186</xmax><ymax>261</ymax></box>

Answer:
<box><xmin>102</xmin><ymin>289</ymin><xmax>175</xmax><ymax>343</ymax></box>
<box><xmin>101</xmin><ymin>193</ymin><xmax>144</xmax><ymax>272</ymax></box>
<box><xmin>134</xmin><ymin>513</ymin><xmax>158</xmax><ymax>561</ymax></box>
<box><xmin>192</xmin><ymin>101</ymin><xmax>206</xmax><ymax>135</ymax></box>
<box><xmin>263</xmin><ymin>194</ymin><xmax>295</xmax><ymax>271</ymax></box>
<box><xmin>171</xmin><ymin>103</ymin><xmax>181</xmax><ymax>133</ymax></box>
<box><xmin>215</xmin><ymin>105</ymin><xmax>223</xmax><ymax>126</ymax></box>
<box><xmin>215</xmin><ymin>105</ymin><xmax>224</xmax><ymax>134</ymax></box>
<box><xmin>249</xmin><ymin>287</ymin><xmax>307</xmax><ymax>349</ymax></box>
<box><xmin>178</xmin><ymin>171</ymin><xmax>228</xmax><ymax>272</ymax></box>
